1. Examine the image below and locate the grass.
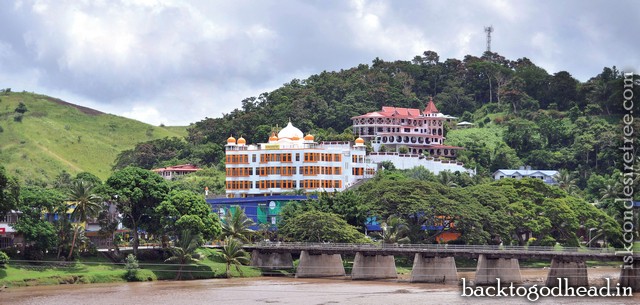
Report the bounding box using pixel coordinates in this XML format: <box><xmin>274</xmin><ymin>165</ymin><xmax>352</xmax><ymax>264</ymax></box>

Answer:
<box><xmin>0</xmin><ymin>248</ymin><xmax>261</xmax><ymax>287</ymax></box>
<box><xmin>0</xmin><ymin>92</ymin><xmax>187</xmax><ymax>182</ymax></box>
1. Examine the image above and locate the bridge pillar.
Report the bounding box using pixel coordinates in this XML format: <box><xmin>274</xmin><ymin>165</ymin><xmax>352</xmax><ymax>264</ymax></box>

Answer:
<box><xmin>351</xmin><ymin>252</ymin><xmax>397</xmax><ymax>280</ymax></box>
<box><xmin>295</xmin><ymin>250</ymin><xmax>346</xmax><ymax>278</ymax></box>
<box><xmin>250</xmin><ymin>250</ymin><xmax>294</xmax><ymax>270</ymax></box>
<box><xmin>545</xmin><ymin>257</ymin><xmax>588</xmax><ymax>287</ymax></box>
<box><xmin>410</xmin><ymin>255</ymin><xmax>457</xmax><ymax>284</ymax></box>
<box><xmin>619</xmin><ymin>260</ymin><xmax>640</xmax><ymax>292</ymax></box>
<box><xmin>475</xmin><ymin>254</ymin><xmax>522</xmax><ymax>285</ymax></box>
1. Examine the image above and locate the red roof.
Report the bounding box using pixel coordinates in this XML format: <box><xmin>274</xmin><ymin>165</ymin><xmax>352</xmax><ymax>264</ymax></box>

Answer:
<box><xmin>352</xmin><ymin>98</ymin><xmax>440</xmax><ymax>119</ymax></box>
<box><xmin>152</xmin><ymin>164</ymin><xmax>201</xmax><ymax>173</ymax></box>
<box><xmin>423</xmin><ymin>97</ymin><xmax>439</xmax><ymax>114</ymax></box>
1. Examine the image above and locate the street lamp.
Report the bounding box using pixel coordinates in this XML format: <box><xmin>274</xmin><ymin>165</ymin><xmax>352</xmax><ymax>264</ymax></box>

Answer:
<box><xmin>588</xmin><ymin>228</ymin><xmax>597</xmax><ymax>247</ymax></box>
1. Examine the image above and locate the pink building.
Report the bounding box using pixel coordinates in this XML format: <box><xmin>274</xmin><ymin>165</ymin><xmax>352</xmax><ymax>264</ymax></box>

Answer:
<box><xmin>351</xmin><ymin>98</ymin><xmax>462</xmax><ymax>158</ymax></box>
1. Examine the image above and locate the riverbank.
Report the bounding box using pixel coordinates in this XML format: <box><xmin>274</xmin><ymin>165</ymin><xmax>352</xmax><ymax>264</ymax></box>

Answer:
<box><xmin>0</xmin><ymin>248</ymin><xmax>627</xmax><ymax>289</ymax></box>
<box><xmin>0</xmin><ymin>248</ymin><xmax>261</xmax><ymax>287</ymax></box>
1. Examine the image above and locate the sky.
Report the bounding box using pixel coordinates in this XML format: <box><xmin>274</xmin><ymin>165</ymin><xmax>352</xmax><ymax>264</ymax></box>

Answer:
<box><xmin>0</xmin><ymin>0</ymin><xmax>638</xmax><ymax>126</ymax></box>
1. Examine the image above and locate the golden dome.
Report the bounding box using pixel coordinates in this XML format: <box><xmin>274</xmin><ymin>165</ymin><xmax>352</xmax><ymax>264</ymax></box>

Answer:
<box><xmin>237</xmin><ymin>136</ymin><xmax>246</xmax><ymax>145</ymax></box>
<box><xmin>291</xmin><ymin>135</ymin><xmax>300</xmax><ymax>141</ymax></box>
<box><xmin>269</xmin><ymin>132</ymin><xmax>278</xmax><ymax>142</ymax></box>
<box><xmin>355</xmin><ymin>137</ymin><xmax>365</xmax><ymax>144</ymax></box>
<box><xmin>227</xmin><ymin>136</ymin><xmax>236</xmax><ymax>144</ymax></box>
<box><xmin>304</xmin><ymin>134</ymin><xmax>315</xmax><ymax>141</ymax></box>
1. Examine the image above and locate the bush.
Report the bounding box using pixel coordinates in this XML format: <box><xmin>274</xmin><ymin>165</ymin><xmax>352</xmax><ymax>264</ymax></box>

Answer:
<box><xmin>0</xmin><ymin>251</ymin><xmax>9</xmax><ymax>268</ymax></box>
<box><xmin>14</xmin><ymin>114</ymin><xmax>23</xmax><ymax>122</ymax></box>
<box><xmin>1</xmin><ymin>247</ymin><xmax>19</xmax><ymax>258</ymax></box>
<box><xmin>124</xmin><ymin>254</ymin><xmax>140</xmax><ymax>281</ymax></box>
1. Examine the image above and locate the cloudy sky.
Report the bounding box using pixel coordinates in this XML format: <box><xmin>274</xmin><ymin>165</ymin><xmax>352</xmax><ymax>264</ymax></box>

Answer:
<box><xmin>0</xmin><ymin>0</ymin><xmax>637</xmax><ymax>126</ymax></box>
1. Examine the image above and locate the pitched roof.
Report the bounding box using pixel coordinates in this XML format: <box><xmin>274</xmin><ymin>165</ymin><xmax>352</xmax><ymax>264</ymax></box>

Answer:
<box><xmin>152</xmin><ymin>164</ymin><xmax>201</xmax><ymax>173</ymax></box>
<box><xmin>423</xmin><ymin>97</ymin><xmax>439</xmax><ymax>114</ymax></box>
<box><xmin>493</xmin><ymin>169</ymin><xmax>559</xmax><ymax>177</ymax></box>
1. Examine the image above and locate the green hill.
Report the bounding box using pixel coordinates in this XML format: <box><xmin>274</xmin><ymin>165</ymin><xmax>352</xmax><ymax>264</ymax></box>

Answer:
<box><xmin>0</xmin><ymin>91</ymin><xmax>187</xmax><ymax>182</ymax></box>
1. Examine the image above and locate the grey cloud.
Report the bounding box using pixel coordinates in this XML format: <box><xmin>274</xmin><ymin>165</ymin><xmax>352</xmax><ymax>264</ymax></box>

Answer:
<box><xmin>0</xmin><ymin>0</ymin><xmax>638</xmax><ymax>125</ymax></box>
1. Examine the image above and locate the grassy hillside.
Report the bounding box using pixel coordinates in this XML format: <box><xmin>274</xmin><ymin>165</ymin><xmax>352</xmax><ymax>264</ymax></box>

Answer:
<box><xmin>0</xmin><ymin>92</ymin><xmax>186</xmax><ymax>182</ymax></box>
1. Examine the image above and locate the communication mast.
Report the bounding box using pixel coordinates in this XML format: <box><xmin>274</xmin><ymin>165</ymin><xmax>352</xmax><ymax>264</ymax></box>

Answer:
<box><xmin>484</xmin><ymin>26</ymin><xmax>493</xmax><ymax>52</ymax></box>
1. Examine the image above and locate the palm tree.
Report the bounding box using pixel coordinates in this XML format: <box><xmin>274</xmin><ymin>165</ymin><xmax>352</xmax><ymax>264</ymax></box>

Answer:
<box><xmin>165</xmin><ymin>230</ymin><xmax>203</xmax><ymax>280</ymax></box>
<box><xmin>67</xmin><ymin>180</ymin><xmax>102</xmax><ymax>259</ymax></box>
<box><xmin>221</xmin><ymin>206</ymin><xmax>255</xmax><ymax>242</ymax></box>
<box><xmin>600</xmin><ymin>180</ymin><xmax>620</xmax><ymax>201</ymax></box>
<box><xmin>438</xmin><ymin>171</ymin><xmax>458</xmax><ymax>188</ymax></box>
<box><xmin>555</xmin><ymin>169</ymin><xmax>577</xmax><ymax>193</ymax></box>
<box><xmin>213</xmin><ymin>236</ymin><xmax>250</xmax><ymax>278</ymax></box>
<box><xmin>375</xmin><ymin>215</ymin><xmax>411</xmax><ymax>244</ymax></box>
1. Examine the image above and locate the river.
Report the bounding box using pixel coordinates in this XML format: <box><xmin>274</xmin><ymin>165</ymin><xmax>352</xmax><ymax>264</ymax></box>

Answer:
<box><xmin>2</xmin><ymin>268</ymin><xmax>638</xmax><ymax>304</ymax></box>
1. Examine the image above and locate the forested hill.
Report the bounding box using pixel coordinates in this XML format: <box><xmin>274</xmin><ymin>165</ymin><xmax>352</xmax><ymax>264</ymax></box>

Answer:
<box><xmin>109</xmin><ymin>51</ymin><xmax>637</xmax><ymax>203</ymax></box>
<box><xmin>187</xmin><ymin>51</ymin><xmax>635</xmax><ymax>147</ymax></box>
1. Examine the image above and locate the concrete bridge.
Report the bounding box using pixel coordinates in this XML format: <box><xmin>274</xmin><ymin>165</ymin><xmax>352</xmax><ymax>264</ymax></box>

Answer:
<box><xmin>243</xmin><ymin>242</ymin><xmax>640</xmax><ymax>290</ymax></box>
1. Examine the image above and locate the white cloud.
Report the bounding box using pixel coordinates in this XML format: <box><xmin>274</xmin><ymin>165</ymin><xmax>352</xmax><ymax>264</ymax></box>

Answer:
<box><xmin>0</xmin><ymin>0</ymin><xmax>636</xmax><ymax>125</ymax></box>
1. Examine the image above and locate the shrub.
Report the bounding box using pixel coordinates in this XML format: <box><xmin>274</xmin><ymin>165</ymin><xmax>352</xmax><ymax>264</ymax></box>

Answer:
<box><xmin>124</xmin><ymin>254</ymin><xmax>140</xmax><ymax>281</ymax></box>
<box><xmin>14</xmin><ymin>114</ymin><xmax>23</xmax><ymax>122</ymax></box>
<box><xmin>0</xmin><ymin>251</ymin><xmax>9</xmax><ymax>268</ymax></box>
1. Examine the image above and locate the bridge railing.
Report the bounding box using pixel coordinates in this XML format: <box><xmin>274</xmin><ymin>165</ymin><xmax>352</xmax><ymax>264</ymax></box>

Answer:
<box><xmin>248</xmin><ymin>242</ymin><xmax>618</xmax><ymax>254</ymax></box>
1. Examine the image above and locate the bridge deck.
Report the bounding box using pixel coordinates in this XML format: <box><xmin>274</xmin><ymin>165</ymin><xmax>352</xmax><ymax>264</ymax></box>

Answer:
<box><xmin>240</xmin><ymin>242</ymin><xmax>638</xmax><ymax>261</ymax></box>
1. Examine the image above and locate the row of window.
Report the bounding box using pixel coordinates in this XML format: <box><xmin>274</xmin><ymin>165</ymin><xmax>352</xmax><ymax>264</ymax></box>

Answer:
<box><xmin>352</xmin><ymin>168</ymin><xmax>376</xmax><ymax>176</ymax></box>
<box><xmin>227</xmin><ymin>166</ymin><xmax>345</xmax><ymax>177</ymax></box>
<box><xmin>226</xmin><ymin>154</ymin><xmax>249</xmax><ymax>164</ymax></box>
<box><xmin>226</xmin><ymin>167</ymin><xmax>253</xmax><ymax>177</ymax></box>
<box><xmin>226</xmin><ymin>179</ymin><xmax>344</xmax><ymax>190</ymax></box>
<box><xmin>300</xmin><ymin>166</ymin><xmax>342</xmax><ymax>176</ymax></box>
<box><xmin>352</xmin><ymin>155</ymin><xmax>366</xmax><ymax>163</ymax></box>
<box><xmin>226</xmin><ymin>181</ymin><xmax>252</xmax><ymax>190</ymax></box>
<box><xmin>303</xmin><ymin>153</ymin><xmax>342</xmax><ymax>162</ymax></box>
<box><xmin>261</xmin><ymin>153</ymin><xmax>293</xmax><ymax>163</ymax></box>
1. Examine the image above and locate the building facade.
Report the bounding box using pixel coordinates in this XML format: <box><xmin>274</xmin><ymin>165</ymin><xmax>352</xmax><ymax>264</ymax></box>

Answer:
<box><xmin>351</xmin><ymin>98</ymin><xmax>462</xmax><ymax>158</ymax></box>
<box><xmin>207</xmin><ymin>195</ymin><xmax>314</xmax><ymax>230</ymax></box>
<box><xmin>493</xmin><ymin>167</ymin><xmax>559</xmax><ymax>185</ymax></box>
<box><xmin>224</xmin><ymin>122</ymin><xmax>377</xmax><ymax>198</ymax></box>
<box><xmin>152</xmin><ymin>164</ymin><xmax>201</xmax><ymax>180</ymax></box>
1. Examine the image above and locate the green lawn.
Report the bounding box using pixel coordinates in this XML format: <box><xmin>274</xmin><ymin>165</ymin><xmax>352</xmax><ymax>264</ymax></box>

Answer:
<box><xmin>0</xmin><ymin>248</ymin><xmax>261</xmax><ymax>287</ymax></box>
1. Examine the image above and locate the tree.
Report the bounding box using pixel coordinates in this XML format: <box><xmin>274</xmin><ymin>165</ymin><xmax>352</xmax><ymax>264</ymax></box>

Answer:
<box><xmin>212</xmin><ymin>236</ymin><xmax>250</xmax><ymax>278</ymax></box>
<box><xmin>0</xmin><ymin>166</ymin><xmax>19</xmax><ymax>217</ymax></box>
<box><xmin>155</xmin><ymin>190</ymin><xmax>221</xmax><ymax>241</ymax></box>
<box><xmin>106</xmin><ymin>167</ymin><xmax>169</xmax><ymax>256</ymax></box>
<box><xmin>66</xmin><ymin>180</ymin><xmax>103</xmax><ymax>259</ymax></box>
<box><xmin>220</xmin><ymin>206</ymin><xmax>255</xmax><ymax>242</ymax></box>
<box><xmin>375</xmin><ymin>215</ymin><xmax>410</xmax><ymax>244</ymax></box>
<box><xmin>279</xmin><ymin>210</ymin><xmax>367</xmax><ymax>243</ymax></box>
<box><xmin>165</xmin><ymin>230</ymin><xmax>203</xmax><ymax>280</ymax></box>
<box><xmin>13</xmin><ymin>186</ymin><xmax>64</xmax><ymax>259</ymax></box>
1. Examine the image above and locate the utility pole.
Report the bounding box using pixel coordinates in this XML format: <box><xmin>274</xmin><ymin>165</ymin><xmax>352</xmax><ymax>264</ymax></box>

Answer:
<box><xmin>484</xmin><ymin>26</ymin><xmax>493</xmax><ymax>53</ymax></box>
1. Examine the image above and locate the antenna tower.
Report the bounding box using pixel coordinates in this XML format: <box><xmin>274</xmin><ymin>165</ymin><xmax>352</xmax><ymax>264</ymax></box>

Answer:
<box><xmin>484</xmin><ymin>26</ymin><xmax>493</xmax><ymax>52</ymax></box>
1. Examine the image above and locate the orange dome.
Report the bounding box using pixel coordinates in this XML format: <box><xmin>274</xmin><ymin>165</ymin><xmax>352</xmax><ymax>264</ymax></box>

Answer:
<box><xmin>237</xmin><ymin>136</ymin><xmax>246</xmax><ymax>145</ymax></box>
<box><xmin>269</xmin><ymin>132</ymin><xmax>278</xmax><ymax>142</ymax></box>
<box><xmin>355</xmin><ymin>137</ymin><xmax>365</xmax><ymax>144</ymax></box>
<box><xmin>227</xmin><ymin>136</ymin><xmax>236</xmax><ymax>144</ymax></box>
<box><xmin>291</xmin><ymin>135</ymin><xmax>300</xmax><ymax>141</ymax></box>
<box><xmin>304</xmin><ymin>134</ymin><xmax>314</xmax><ymax>141</ymax></box>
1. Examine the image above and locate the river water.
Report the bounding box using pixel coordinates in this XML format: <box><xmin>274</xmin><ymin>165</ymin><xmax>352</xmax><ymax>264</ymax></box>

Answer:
<box><xmin>2</xmin><ymin>268</ymin><xmax>638</xmax><ymax>305</ymax></box>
